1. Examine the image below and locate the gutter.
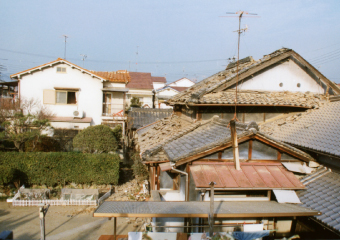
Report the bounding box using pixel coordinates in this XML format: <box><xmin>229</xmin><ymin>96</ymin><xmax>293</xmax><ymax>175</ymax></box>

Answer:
<box><xmin>171</xmin><ymin>166</ymin><xmax>188</xmax><ymax>201</ymax></box>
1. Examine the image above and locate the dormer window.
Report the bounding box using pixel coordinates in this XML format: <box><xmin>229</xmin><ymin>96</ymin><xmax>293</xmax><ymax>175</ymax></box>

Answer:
<box><xmin>56</xmin><ymin>67</ymin><xmax>67</xmax><ymax>73</ymax></box>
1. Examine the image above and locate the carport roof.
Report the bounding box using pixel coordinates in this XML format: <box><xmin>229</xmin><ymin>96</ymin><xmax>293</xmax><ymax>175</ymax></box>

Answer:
<box><xmin>94</xmin><ymin>201</ymin><xmax>319</xmax><ymax>218</ymax></box>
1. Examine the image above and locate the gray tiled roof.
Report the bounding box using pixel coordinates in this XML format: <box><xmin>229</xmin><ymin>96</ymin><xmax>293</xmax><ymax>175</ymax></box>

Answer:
<box><xmin>197</xmin><ymin>90</ymin><xmax>327</xmax><ymax>108</ymax></box>
<box><xmin>297</xmin><ymin>169</ymin><xmax>340</xmax><ymax>233</ymax></box>
<box><xmin>139</xmin><ymin>115</ymin><xmax>315</xmax><ymax>164</ymax></box>
<box><xmin>162</xmin><ymin>118</ymin><xmax>246</xmax><ymax>162</ymax></box>
<box><xmin>128</xmin><ymin>108</ymin><xmax>172</xmax><ymax>129</ymax></box>
<box><xmin>167</xmin><ymin>48</ymin><xmax>340</xmax><ymax>105</ymax></box>
<box><xmin>261</xmin><ymin>101</ymin><xmax>340</xmax><ymax>157</ymax></box>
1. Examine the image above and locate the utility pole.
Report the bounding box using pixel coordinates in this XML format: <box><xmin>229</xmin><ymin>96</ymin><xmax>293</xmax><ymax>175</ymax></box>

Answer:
<box><xmin>62</xmin><ymin>35</ymin><xmax>69</xmax><ymax>60</ymax></box>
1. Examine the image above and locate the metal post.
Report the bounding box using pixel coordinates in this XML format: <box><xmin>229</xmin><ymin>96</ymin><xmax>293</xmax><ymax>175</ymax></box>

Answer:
<box><xmin>39</xmin><ymin>204</ymin><xmax>50</xmax><ymax>240</ymax></box>
<box><xmin>114</xmin><ymin>217</ymin><xmax>117</xmax><ymax>240</ymax></box>
<box><xmin>230</xmin><ymin>120</ymin><xmax>240</xmax><ymax>170</ymax></box>
<box><xmin>209</xmin><ymin>182</ymin><xmax>216</xmax><ymax>237</ymax></box>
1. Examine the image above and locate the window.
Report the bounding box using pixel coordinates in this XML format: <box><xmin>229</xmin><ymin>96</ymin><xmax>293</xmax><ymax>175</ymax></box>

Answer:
<box><xmin>56</xmin><ymin>67</ymin><xmax>67</xmax><ymax>73</ymax></box>
<box><xmin>56</xmin><ymin>91</ymin><xmax>77</xmax><ymax>104</ymax></box>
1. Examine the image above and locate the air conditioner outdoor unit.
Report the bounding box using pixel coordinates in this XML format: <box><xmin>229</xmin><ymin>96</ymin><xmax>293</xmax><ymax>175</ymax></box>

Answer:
<box><xmin>73</xmin><ymin>110</ymin><xmax>84</xmax><ymax>118</ymax></box>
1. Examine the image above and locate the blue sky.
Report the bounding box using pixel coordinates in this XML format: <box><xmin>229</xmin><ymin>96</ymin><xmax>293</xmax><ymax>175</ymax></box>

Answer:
<box><xmin>1</xmin><ymin>0</ymin><xmax>340</xmax><ymax>83</ymax></box>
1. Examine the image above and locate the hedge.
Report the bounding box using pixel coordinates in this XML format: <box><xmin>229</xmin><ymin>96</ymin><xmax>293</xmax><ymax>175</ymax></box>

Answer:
<box><xmin>0</xmin><ymin>152</ymin><xmax>120</xmax><ymax>186</ymax></box>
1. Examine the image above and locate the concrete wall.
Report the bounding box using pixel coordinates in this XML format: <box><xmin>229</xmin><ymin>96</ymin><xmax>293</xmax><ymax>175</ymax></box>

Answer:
<box><xmin>237</xmin><ymin>60</ymin><xmax>324</xmax><ymax>93</ymax></box>
<box><xmin>50</xmin><ymin>121</ymin><xmax>90</xmax><ymax>130</ymax></box>
<box><xmin>19</xmin><ymin>63</ymin><xmax>104</xmax><ymax>125</ymax></box>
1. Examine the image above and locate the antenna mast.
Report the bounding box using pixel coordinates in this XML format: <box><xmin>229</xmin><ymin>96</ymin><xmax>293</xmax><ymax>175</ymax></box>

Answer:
<box><xmin>80</xmin><ymin>54</ymin><xmax>87</xmax><ymax>68</ymax></box>
<box><xmin>223</xmin><ymin>11</ymin><xmax>258</xmax><ymax>121</ymax></box>
<box><xmin>62</xmin><ymin>35</ymin><xmax>69</xmax><ymax>60</ymax></box>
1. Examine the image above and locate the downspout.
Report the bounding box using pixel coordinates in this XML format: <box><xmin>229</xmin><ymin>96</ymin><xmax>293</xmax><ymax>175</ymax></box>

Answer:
<box><xmin>171</xmin><ymin>166</ymin><xmax>188</xmax><ymax>201</ymax></box>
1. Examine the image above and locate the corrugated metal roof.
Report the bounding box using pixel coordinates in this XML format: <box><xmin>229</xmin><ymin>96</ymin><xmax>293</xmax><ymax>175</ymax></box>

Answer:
<box><xmin>94</xmin><ymin>201</ymin><xmax>320</xmax><ymax>218</ymax></box>
<box><xmin>190</xmin><ymin>162</ymin><xmax>305</xmax><ymax>190</ymax></box>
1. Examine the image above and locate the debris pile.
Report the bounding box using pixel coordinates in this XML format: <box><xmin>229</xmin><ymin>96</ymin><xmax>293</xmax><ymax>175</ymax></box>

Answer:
<box><xmin>107</xmin><ymin>179</ymin><xmax>149</xmax><ymax>201</ymax></box>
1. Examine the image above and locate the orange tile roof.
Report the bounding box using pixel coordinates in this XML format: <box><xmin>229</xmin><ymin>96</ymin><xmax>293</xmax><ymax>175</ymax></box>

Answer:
<box><xmin>10</xmin><ymin>58</ymin><xmax>106</xmax><ymax>81</ymax></box>
<box><xmin>90</xmin><ymin>70</ymin><xmax>130</xmax><ymax>83</ymax></box>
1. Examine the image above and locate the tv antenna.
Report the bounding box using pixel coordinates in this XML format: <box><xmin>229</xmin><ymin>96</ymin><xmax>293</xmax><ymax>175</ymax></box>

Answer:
<box><xmin>80</xmin><ymin>54</ymin><xmax>87</xmax><ymax>68</ymax></box>
<box><xmin>221</xmin><ymin>11</ymin><xmax>259</xmax><ymax>121</ymax></box>
<box><xmin>135</xmin><ymin>46</ymin><xmax>139</xmax><ymax>72</ymax></box>
<box><xmin>62</xmin><ymin>35</ymin><xmax>69</xmax><ymax>60</ymax></box>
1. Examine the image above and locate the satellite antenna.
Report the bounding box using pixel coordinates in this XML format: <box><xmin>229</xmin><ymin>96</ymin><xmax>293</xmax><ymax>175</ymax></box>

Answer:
<box><xmin>62</xmin><ymin>35</ymin><xmax>69</xmax><ymax>60</ymax></box>
<box><xmin>80</xmin><ymin>54</ymin><xmax>87</xmax><ymax>68</ymax></box>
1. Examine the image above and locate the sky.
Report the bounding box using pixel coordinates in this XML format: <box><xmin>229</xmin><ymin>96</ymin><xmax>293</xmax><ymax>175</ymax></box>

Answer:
<box><xmin>0</xmin><ymin>0</ymin><xmax>340</xmax><ymax>83</ymax></box>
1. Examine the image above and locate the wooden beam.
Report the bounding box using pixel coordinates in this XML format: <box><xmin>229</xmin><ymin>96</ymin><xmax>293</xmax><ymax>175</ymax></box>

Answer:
<box><xmin>175</xmin><ymin>135</ymin><xmax>251</xmax><ymax>166</ymax></box>
<box><xmin>248</xmin><ymin>140</ymin><xmax>253</xmax><ymax>160</ymax></box>
<box><xmin>197</xmin><ymin>112</ymin><xmax>202</xmax><ymax>121</ymax></box>
<box><xmin>230</xmin><ymin>120</ymin><xmax>240</xmax><ymax>170</ymax></box>
<box><xmin>253</xmin><ymin>136</ymin><xmax>310</xmax><ymax>162</ymax></box>
<box><xmin>218</xmin><ymin>152</ymin><xmax>222</xmax><ymax>160</ymax></box>
<box><xmin>187</xmin><ymin>103</ymin><xmax>311</xmax><ymax>109</ymax></box>
<box><xmin>277</xmin><ymin>151</ymin><xmax>282</xmax><ymax>161</ymax></box>
<box><xmin>157</xmin><ymin>165</ymin><xmax>160</xmax><ymax>190</ymax></box>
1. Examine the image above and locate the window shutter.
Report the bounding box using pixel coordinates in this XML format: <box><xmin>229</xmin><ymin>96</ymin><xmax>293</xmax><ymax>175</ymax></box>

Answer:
<box><xmin>43</xmin><ymin>89</ymin><xmax>56</xmax><ymax>104</ymax></box>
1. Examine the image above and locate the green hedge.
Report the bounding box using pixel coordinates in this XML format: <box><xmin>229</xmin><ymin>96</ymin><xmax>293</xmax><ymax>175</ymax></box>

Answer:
<box><xmin>0</xmin><ymin>152</ymin><xmax>120</xmax><ymax>186</ymax></box>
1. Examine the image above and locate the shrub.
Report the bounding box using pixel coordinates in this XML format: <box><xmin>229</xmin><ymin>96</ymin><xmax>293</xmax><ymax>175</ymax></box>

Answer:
<box><xmin>25</xmin><ymin>136</ymin><xmax>61</xmax><ymax>152</ymax></box>
<box><xmin>112</xmin><ymin>125</ymin><xmax>122</xmax><ymax>142</ymax></box>
<box><xmin>0</xmin><ymin>152</ymin><xmax>120</xmax><ymax>186</ymax></box>
<box><xmin>73</xmin><ymin>125</ymin><xmax>117</xmax><ymax>153</ymax></box>
<box><xmin>131</xmin><ymin>152</ymin><xmax>149</xmax><ymax>181</ymax></box>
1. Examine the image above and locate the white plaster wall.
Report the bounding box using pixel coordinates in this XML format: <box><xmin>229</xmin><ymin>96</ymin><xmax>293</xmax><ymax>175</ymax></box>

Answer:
<box><xmin>153</xmin><ymin>82</ymin><xmax>166</xmax><ymax>90</ymax></box>
<box><xmin>157</xmin><ymin>88</ymin><xmax>179</xmax><ymax>98</ymax></box>
<box><xmin>103</xmin><ymin>82</ymin><xmax>126</xmax><ymax>88</ymax></box>
<box><xmin>19</xmin><ymin>63</ymin><xmax>104</xmax><ymax>125</ymax></box>
<box><xmin>50</xmin><ymin>122</ymin><xmax>90</xmax><ymax>130</ymax></box>
<box><xmin>159</xmin><ymin>103</ymin><xmax>173</xmax><ymax>109</ymax></box>
<box><xmin>237</xmin><ymin>60</ymin><xmax>324</xmax><ymax>93</ymax></box>
<box><xmin>169</xmin><ymin>78</ymin><xmax>195</xmax><ymax>87</ymax></box>
<box><xmin>127</xmin><ymin>89</ymin><xmax>153</xmax><ymax>107</ymax></box>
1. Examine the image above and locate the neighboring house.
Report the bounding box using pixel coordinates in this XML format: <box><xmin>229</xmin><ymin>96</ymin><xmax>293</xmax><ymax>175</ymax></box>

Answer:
<box><xmin>10</xmin><ymin>58</ymin><xmax>129</xmax><ymax>130</ymax></box>
<box><xmin>126</xmin><ymin>48</ymin><xmax>340</xmax><ymax>237</ymax></box>
<box><xmin>10</xmin><ymin>59</ymin><xmax>167</xmax><ymax>132</ymax></box>
<box><xmin>152</xmin><ymin>76</ymin><xmax>167</xmax><ymax>90</ymax></box>
<box><xmin>127</xmin><ymin>108</ymin><xmax>172</xmax><ymax>130</ymax></box>
<box><xmin>261</xmin><ymin>99</ymin><xmax>340</xmax><ymax>238</ymax></box>
<box><xmin>126</xmin><ymin>72</ymin><xmax>156</xmax><ymax>108</ymax></box>
<box><xmin>0</xmin><ymin>80</ymin><xmax>18</xmax><ymax>101</ymax></box>
<box><xmin>156</xmin><ymin>77</ymin><xmax>195</xmax><ymax>109</ymax></box>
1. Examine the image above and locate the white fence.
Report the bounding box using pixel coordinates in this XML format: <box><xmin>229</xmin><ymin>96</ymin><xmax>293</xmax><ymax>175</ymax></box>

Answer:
<box><xmin>11</xmin><ymin>199</ymin><xmax>97</xmax><ymax>207</ymax></box>
<box><xmin>8</xmin><ymin>186</ymin><xmax>113</xmax><ymax>207</ymax></box>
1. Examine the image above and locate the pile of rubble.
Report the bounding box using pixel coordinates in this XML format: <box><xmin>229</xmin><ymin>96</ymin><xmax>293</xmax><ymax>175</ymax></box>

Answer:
<box><xmin>107</xmin><ymin>179</ymin><xmax>149</xmax><ymax>201</ymax></box>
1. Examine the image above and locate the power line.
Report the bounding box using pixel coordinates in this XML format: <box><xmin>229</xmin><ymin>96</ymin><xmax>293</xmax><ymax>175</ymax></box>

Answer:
<box><xmin>0</xmin><ymin>48</ymin><xmax>228</xmax><ymax>65</ymax></box>
<box><xmin>309</xmin><ymin>49</ymin><xmax>340</xmax><ymax>62</ymax></box>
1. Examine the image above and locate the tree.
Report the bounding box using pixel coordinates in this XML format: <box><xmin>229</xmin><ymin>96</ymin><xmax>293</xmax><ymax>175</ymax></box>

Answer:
<box><xmin>73</xmin><ymin>125</ymin><xmax>118</xmax><ymax>153</ymax></box>
<box><xmin>0</xmin><ymin>98</ymin><xmax>52</xmax><ymax>152</ymax></box>
<box><xmin>130</xmin><ymin>97</ymin><xmax>141</xmax><ymax>108</ymax></box>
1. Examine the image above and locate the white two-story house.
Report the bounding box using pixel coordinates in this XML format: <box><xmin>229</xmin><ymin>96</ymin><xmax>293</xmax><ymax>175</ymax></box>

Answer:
<box><xmin>10</xmin><ymin>58</ymin><xmax>130</xmax><ymax>131</ymax></box>
<box><xmin>11</xmin><ymin>58</ymin><xmax>167</xmax><ymax>132</ymax></box>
